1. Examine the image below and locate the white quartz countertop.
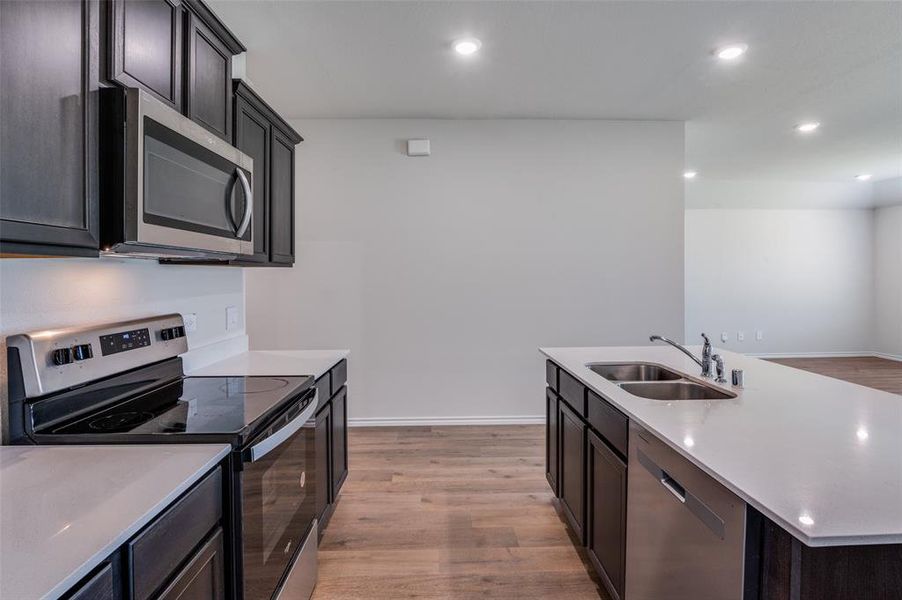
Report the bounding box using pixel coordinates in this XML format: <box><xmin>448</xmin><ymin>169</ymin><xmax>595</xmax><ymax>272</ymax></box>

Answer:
<box><xmin>0</xmin><ymin>444</ymin><xmax>230</xmax><ymax>600</ymax></box>
<box><xmin>189</xmin><ymin>349</ymin><xmax>349</xmax><ymax>380</ymax></box>
<box><xmin>541</xmin><ymin>346</ymin><xmax>902</xmax><ymax>547</ymax></box>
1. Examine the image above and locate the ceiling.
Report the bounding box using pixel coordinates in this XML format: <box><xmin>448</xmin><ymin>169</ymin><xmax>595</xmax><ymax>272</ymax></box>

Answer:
<box><xmin>211</xmin><ymin>1</ymin><xmax>902</xmax><ymax>187</ymax></box>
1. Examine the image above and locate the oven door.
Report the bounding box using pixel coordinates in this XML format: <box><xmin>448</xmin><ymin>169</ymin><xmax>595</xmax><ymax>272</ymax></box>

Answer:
<box><xmin>240</xmin><ymin>391</ymin><xmax>318</xmax><ymax>600</ymax></box>
<box><xmin>125</xmin><ymin>88</ymin><xmax>255</xmax><ymax>256</ymax></box>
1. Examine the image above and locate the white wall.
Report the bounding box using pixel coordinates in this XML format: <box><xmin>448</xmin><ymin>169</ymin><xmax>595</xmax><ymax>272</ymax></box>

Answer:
<box><xmin>685</xmin><ymin>209</ymin><xmax>875</xmax><ymax>355</ymax></box>
<box><xmin>245</xmin><ymin>119</ymin><xmax>685</xmax><ymax>423</ymax></box>
<box><xmin>875</xmin><ymin>204</ymin><xmax>902</xmax><ymax>358</ymax></box>
<box><xmin>0</xmin><ymin>258</ymin><xmax>245</xmax><ymax>438</ymax></box>
<box><xmin>685</xmin><ymin>179</ymin><xmax>876</xmax><ymax>210</ymax></box>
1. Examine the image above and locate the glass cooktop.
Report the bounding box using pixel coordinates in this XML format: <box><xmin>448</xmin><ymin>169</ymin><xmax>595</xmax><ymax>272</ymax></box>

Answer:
<box><xmin>50</xmin><ymin>376</ymin><xmax>313</xmax><ymax>436</ymax></box>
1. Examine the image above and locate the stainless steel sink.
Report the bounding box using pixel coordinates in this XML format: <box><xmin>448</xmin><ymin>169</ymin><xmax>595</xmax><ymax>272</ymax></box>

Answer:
<box><xmin>588</xmin><ymin>363</ymin><xmax>683</xmax><ymax>382</ymax></box>
<box><xmin>619</xmin><ymin>381</ymin><xmax>736</xmax><ymax>401</ymax></box>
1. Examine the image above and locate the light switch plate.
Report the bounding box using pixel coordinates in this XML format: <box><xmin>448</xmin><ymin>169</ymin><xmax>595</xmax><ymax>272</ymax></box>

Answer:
<box><xmin>721</xmin><ymin>331</ymin><xmax>729</xmax><ymax>342</ymax></box>
<box><xmin>226</xmin><ymin>306</ymin><xmax>239</xmax><ymax>331</ymax></box>
<box><xmin>183</xmin><ymin>313</ymin><xmax>198</xmax><ymax>333</ymax></box>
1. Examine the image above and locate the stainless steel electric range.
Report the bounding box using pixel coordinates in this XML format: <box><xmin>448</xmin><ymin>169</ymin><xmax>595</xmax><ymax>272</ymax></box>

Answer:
<box><xmin>6</xmin><ymin>314</ymin><xmax>319</xmax><ymax>600</ymax></box>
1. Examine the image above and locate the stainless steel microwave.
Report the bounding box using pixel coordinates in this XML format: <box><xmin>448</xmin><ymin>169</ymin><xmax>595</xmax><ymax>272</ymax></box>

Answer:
<box><xmin>100</xmin><ymin>88</ymin><xmax>254</xmax><ymax>258</ymax></box>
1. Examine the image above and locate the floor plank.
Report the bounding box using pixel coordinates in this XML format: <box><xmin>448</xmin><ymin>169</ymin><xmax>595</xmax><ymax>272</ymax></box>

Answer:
<box><xmin>313</xmin><ymin>425</ymin><xmax>607</xmax><ymax>600</ymax></box>
<box><xmin>767</xmin><ymin>357</ymin><xmax>902</xmax><ymax>395</ymax></box>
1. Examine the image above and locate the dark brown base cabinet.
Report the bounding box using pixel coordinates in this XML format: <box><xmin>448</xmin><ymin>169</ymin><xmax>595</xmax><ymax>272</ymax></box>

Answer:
<box><xmin>558</xmin><ymin>399</ymin><xmax>586</xmax><ymax>542</ymax></box>
<box><xmin>314</xmin><ymin>359</ymin><xmax>349</xmax><ymax>535</ymax></box>
<box><xmin>586</xmin><ymin>430</ymin><xmax>627</xmax><ymax>600</ymax></box>
<box><xmin>546</xmin><ymin>360</ymin><xmax>626</xmax><ymax>600</ymax></box>
<box><xmin>61</xmin><ymin>466</ymin><xmax>226</xmax><ymax>600</ymax></box>
<box><xmin>545</xmin><ymin>360</ymin><xmax>902</xmax><ymax>600</ymax></box>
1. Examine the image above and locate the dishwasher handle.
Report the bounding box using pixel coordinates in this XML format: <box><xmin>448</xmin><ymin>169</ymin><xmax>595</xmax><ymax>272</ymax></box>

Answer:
<box><xmin>660</xmin><ymin>472</ymin><xmax>686</xmax><ymax>503</ymax></box>
<box><xmin>637</xmin><ymin>448</ymin><xmax>727</xmax><ymax>540</ymax></box>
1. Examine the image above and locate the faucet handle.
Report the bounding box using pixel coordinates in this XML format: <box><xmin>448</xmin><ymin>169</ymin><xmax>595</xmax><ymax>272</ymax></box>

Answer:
<box><xmin>712</xmin><ymin>354</ymin><xmax>727</xmax><ymax>384</ymax></box>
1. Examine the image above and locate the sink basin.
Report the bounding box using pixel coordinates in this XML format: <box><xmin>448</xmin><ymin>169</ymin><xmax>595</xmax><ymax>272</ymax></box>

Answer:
<box><xmin>619</xmin><ymin>381</ymin><xmax>736</xmax><ymax>401</ymax></box>
<box><xmin>588</xmin><ymin>362</ymin><xmax>683</xmax><ymax>382</ymax></box>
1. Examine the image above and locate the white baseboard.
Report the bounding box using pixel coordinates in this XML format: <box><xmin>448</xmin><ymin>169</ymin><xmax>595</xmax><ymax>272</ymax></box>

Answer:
<box><xmin>750</xmin><ymin>351</ymin><xmax>875</xmax><ymax>359</ymax></box>
<box><xmin>750</xmin><ymin>350</ymin><xmax>902</xmax><ymax>362</ymax></box>
<box><xmin>349</xmin><ymin>415</ymin><xmax>545</xmax><ymax>427</ymax></box>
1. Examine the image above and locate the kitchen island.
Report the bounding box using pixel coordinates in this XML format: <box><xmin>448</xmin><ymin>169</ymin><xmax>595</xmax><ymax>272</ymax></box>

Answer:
<box><xmin>541</xmin><ymin>345</ymin><xmax>902</xmax><ymax>600</ymax></box>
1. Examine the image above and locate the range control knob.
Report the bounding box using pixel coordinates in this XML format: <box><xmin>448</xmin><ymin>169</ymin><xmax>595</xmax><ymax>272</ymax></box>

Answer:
<box><xmin>72</xmin><ymin>344</ymin><xmax>94</xmax><ymax>361</ymax></box>
<box><xmin>161</xmin><ymin>326</ymin><xmax>186</xmax><ymax>341</ymax></box>
<box><xmin>52</xmin><ymin>347</ymin><xmax>73</xmax><ymax>366</ymax></box>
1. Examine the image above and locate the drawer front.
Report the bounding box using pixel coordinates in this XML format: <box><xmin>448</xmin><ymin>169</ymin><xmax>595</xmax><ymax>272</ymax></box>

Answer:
<box><xmin>546</xmin><ymin>360</ymin><xmax>558</xmax><ymax>392</ymax></box>
<box><xmin>315</xmin><ymin>374</ymin><xmax>331</xmax><ymax>406</ymax></box>
<box><xmin>69</xmin><ymin>562</ymin><xmax>115</xmax><ymax>600</ymax></box>
<box><xmin>558</xmin><ymin>369</ymin><xmax>586</xmax><ymax>416</ymax></box>
<box><xmin>157</xmin><ymin>527</ymin><xmax>225</xmax><ymax>600</ymax></box>
<box><xmin>331</xmin><ymin>359</ymin><xmax>348</xmax><ymax>394</ymax></box>
<box><xmin>129</xmin><ymin>467</ymin><xmax>223</xmax><ymax>600</ymax></box>
<box><xmin>587</xmin><ymin>390</ymin><xmax>628</xmax><ymax>458</ymax></box>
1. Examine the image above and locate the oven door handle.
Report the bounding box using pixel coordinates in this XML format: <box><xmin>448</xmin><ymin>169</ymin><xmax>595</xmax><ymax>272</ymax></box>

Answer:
<box><xmin>247</xmin><ymin>391</ymin><xmax>318</xmax><ymax>463</ymax></box>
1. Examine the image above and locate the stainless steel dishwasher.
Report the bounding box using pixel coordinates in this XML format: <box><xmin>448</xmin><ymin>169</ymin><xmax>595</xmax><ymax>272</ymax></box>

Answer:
<box><xmin>625</xmin><ymin>422</ymin><xmax>747</xmax><ymax>599</ymax></box>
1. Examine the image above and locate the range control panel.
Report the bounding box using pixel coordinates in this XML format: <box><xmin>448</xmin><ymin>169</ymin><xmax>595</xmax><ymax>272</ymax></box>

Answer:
<box><xmin>6</xmin><ymin>314</ymin><xmax>188</xmax><ymax>398</ymax></box>
<box><xmin>99</xmin><ymin>328</ymin><xmax>152</xmax><ymax>356</ymax></box>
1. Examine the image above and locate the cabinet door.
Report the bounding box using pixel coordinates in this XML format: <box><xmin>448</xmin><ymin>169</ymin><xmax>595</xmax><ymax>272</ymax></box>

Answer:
<box><xmin>586</xmin><ymin>430</ymin><xmax>627</xmax><ymax>600</ymax></box>
<box><xmin>233</xmin><ymin>95</ymin><xmax>269</xmax><ymax>263</ymax></box>
<box><xmin>109</xmin><ymin>0</ymin><xmax>182</xmax><ymax>109</ymax></box>
<box><xmin>157</xmin><ymin>528</ymin><xmax>225</xmax><ymax>600</ymax></box>
<box><xmin>314</xmin><ymin>402</ymin><xmax>333</xmax><ymax>525</ymax></box>
<box><xmin>0</xmin><ymin>0</ymin><xmax>99</xmax><ymax>256</ymax></box>
<box><xmin>546</xmin><ymin>388</ymin><xmax>559</xmax><ymax>495</ymax></box>
<box><xmin>269</xmin><ymin>128</ymin><xmax>295</xmax><ymax>265</ymax></box>
<box><xmin>558</xmin><ymin>400</ymin><xmax>586</xmax><ymax>542</ymax></box>
<box><xmin>185</xmin><ymin>9</ymin><xmax>232</xmax><ymax>140</ymax></box>
<box><xmin>331</xmin><ymin>387</ymin><xmax>348</xmax><ymax>498</ymax></box>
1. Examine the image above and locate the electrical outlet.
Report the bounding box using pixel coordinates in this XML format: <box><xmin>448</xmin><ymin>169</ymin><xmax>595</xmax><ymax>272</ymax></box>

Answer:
<box><xmin>226</xmin><ymin>306</ymin><xmax>239</xmax><ymax>331</ymax></box>
<box><xmin>756</xmin><ymin>330</ymin><xmax>764</xmax><ymax>341</ymax></box>
<box><xmin>721</xmin><ymin>331</ymin><xmax>729</xmax><ymax>343</ymax></box>
<box><xmin>737</xmin><ymin>331</ymin><xmax>745</xmax><ymax>342</ymax></box>
<box><xmin>183</xmin><ymin>313</ymin><xmax>198</xmax><ymax>333</ymax></box>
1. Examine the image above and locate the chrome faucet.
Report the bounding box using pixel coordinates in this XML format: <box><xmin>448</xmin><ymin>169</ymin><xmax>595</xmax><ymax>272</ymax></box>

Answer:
<box><xmin>649</xmin><ymin>333</ymin><xmax>714</xmax><ymax>378</ymax></box>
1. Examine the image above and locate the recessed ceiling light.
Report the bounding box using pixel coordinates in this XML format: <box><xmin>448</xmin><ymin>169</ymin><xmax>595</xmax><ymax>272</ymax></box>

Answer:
<box><xmin>856</xmin><ymin>426</ymin><xmax>869</xmax><ymax>441</ymax></box>
<box><xmin>716</xmin><ymin>44</ymin><xmax>748</xmax><ymax>60</ymax></box>
<box><xmin>795</xmin><ymin>122</ymin><xmax>820</xmax><ymax>133</ymax></box>
<box><xmin>855</xmin><ymin>174</ymin><xmax>872</xmax><ymax>181</ymax></box>
<box><xmin>453</xmin><ymin>38</ymin><xmax>481</xmax><ymax>56</ymax></box>
<box><xmin>683</xmin><ymin>171</ymin><xmax>698</xmax><ymax>179</ymax></box>
<box><xmin>798</xmin><ymin>513</ymin><xmax>815</xmax><ymax>526</ymax></box>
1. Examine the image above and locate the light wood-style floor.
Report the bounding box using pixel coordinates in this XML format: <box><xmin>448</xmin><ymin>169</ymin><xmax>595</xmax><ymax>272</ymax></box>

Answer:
<box><xmin>312</xmin><ymin>425</ymin><xmax>607</xmax><ymax>600</ymax></box>
<box><xmin>768</xmin><ymin>356</ymin><xmax>902</xmax><ymax>395</ymax></box>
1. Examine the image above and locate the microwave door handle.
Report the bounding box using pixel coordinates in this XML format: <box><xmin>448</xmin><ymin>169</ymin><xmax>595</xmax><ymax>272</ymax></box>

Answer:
<box><xmin>247</xmin><ymin>391</ymin><xmax>318</xmax><ymax>463</ymax></box>
<box><xmin>235</xmin><ymin>168</ymin><xmax>253</xmax><ymax>238</ymax></box>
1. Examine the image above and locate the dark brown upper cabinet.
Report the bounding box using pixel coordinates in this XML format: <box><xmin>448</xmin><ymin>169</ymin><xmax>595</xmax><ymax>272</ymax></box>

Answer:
<box><xmin>109</xmin><ymin>0</ymin><xmax>183</xmax><ymax>110</ymax></box>
<box><xmin>0</xmin><ymin>0</ymin><xmax>100</xmax><ymax>257</ymax></box>
<box><xmin>227</xmin><ymin>82</ymin><xmax>302</xmax><ymax>267</ymax></box>
<box><xmin>269</xmin><ymin>127</ymin><xmax>296</xmax><ymax>265</ymax></box>
<box><xmin>233</xmin><ymin>93</ymin><xmax>271</xmax><ymax>264</ymax></box>
<box><xmin>185</xmin><ymin>9</ymin><xmax>232</xmax><ymax>140</ymax></box>
<box><xmin>106</xmin><ymin>0</ymin><xmax>244</xmax><ymax>140</ymax></box>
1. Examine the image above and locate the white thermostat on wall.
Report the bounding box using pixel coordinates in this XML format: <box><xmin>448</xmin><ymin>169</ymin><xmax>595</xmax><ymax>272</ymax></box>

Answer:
<box><xmin>407</xmin><ymin>139</ymin><xmax>431</xmax><ymax>157</ymax></box>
